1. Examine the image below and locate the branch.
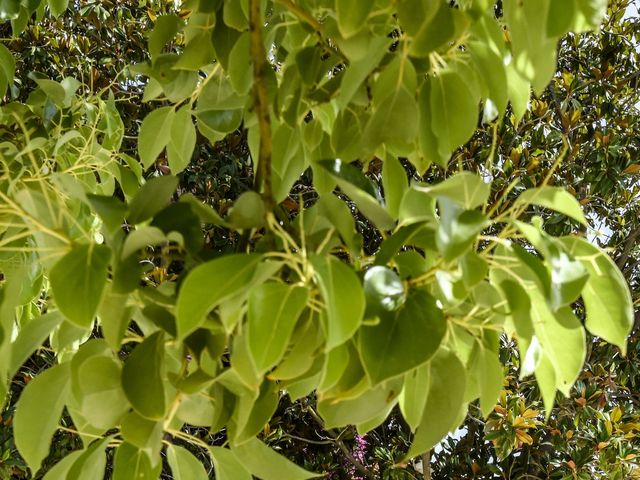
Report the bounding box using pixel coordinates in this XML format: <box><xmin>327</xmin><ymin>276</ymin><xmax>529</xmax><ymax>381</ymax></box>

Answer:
<box><xmin>307</xmin><ymin>407</ymin><xmax>375</xmax><ymax>480</ymax></box>
<box><xmin>615</xmin><ymin>225</ymin><xmax>640</xmax><ymax>270</ymax></box>
<box><xmin>421</xmin><ymin>450</ymin><xmax>431</xmax><ymax>480</ymax></box>
<box><xmin>249</xmin><ymin>0</ymin><xmax>274</xmax><ymax>210</ymax></box>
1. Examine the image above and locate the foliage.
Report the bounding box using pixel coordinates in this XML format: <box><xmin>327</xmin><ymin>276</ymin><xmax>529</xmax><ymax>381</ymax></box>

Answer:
<box><xmin>0</xmin><ymin>0</ymin><xmax>635</xmax><ymax>478</ymax></box>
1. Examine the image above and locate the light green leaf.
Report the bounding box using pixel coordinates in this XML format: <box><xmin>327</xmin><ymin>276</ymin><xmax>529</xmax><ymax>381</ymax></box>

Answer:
<box><xmin>9</xmin><ymin>312</ymin><xmax>63</xmax><ymax>376</ymax></box>
<box><xmin>231</xmin><ymin>438</ymin><xmax>320</xmax><ymax>480</ymax></box>
<box><xmin>318</xmin><ymin>377</ymin><xmax>402</xmax><ymax>428</ymax></box>
<box><xmin>72</xmin><ymin>351</ymin><xmax>130</xmax><ymax>429</ymax></box>
<box><xmin>436</xmin><ymin>199</ymin><xmax>489</xmax><ymax>261</ymax></box>
<box><xmin>127</xmin><ymin>175</ymin><xmax>179</xmax><ymax>225</ymax></box>
<box><xmin>176</xmin><ymin>254</ymin><xmax>263</xmax><ymax>339</ymax></box>
<box><xmin>120</xmin><ymin>412</ymin><xmax>164</xmax><ymax>466</ymax></box>
<box><xmin>338</xmin><ymin>35</ymin><xmax>390</xmax><ymax>108</ymax></box>
<box><xmin>248</xmin><ymin>283</ymin><xmax>310</xmax><ymax>372</ymax></box>
<box><xmin>317</xmin><ymin>162</ymin><xmax>395</xmax><ymax>230</ymax></box>
<box><xmin>138</xmin><ymin>107</ymin><xmax>175</xmax><ymax>169</ymax></box>
<box><xmin>430</xmin><ymin>72</ymin><xmax>478</xmax><ymax>159</ymax></box>
<box><xmin>478</xmin><ymin>345</ymin><xmax>503</xmax><ymax>417</ymax></box>
<box><xmin>408</xmin><ymin>348</ymin><xmax>466</xmax><ymax>458</ymax></box>
<box><xmin>515</xmin><ymin>186</ymin><xmax>588</xmax><ymax>226</ymax></box>
<box><xmin>14</xmin><ymin>363</ymin><xmax>71</xmax><ymax>474</ymax></box>
<box><xmin>0</xmin><ymin>43</ymin><xmax>15</xmax><ymax>96</ymax></box>
<box><xmin>227</xmin><ymin>191</ymin><xmax>266</xmax><ymax>229</ymax></box>
<box><xmin>112</xmin><ymin>442</ymin><xmax>162</xmax><ymax>480</ymax></box>
<box><xmin>48</xmin><ymin>0</ymin><xmax>68</xmax><ymax>18</ymax></box>
<box><xmin>558</xmin><ymin>237</ymin><xmax>633</xmax><ymax>354</ymax></box>
<box><xmin>413</xmin><ymin>172</ymin><xmax>490</xmax><ymax>210</ymax></box>
<box><xmin>210</xmin><ymin>447</ymin><xmax>252</xmax><ymax>480</ymax></box>
<box><xmin>399</xmin><ymin>362</ymin><xmax>430</xmax><ymax>431</ymax></box>
<box><xmin>148</xmin><ymin>15</ymin><xmax>182</xmax><ymax>60</ymax></box>
<box><xmin>167</xmin><ymin>106</ymin><xmax>196</xmax><ymax>174</ymax></box>
<box><xmin>167</xmin><ymin>445</ymin><xmax>208</xmax><ymax>480</ymax></box>
<box><xmin>50</xmin><ymin>244</ymin><xmax>111</xmax><ymax>327</ymax></box>
<box><xmin>310</xmin><ymin>254</ymin><xmax>365</xmax><ymax>349</ymax></box>
<box><xmin>359</xmin><ymin>289</ymin><xmax>445</xmax><ymax>385</ymax></box>
<box><xmin>66</xmin><ymin>437</ymin><xmax>110</xmax><ymax>480</ymax></box>
<box><xmin>382</xmin><ymin>155</ymin><xmax>408</xmax><ymax>220</ymax></box>
<box><xmin>363</xmin><ymin>85</ymin><xmax>419</xmax><ymax>151</ymax></box>
<box><xmin>534</xmin><ymin>352</ymin><xmax>557</xmax><ymax>415</ymax></box>
<box><xmin>363</xmin><ymin>266</ymin><xmax>406</xmax><ymax>318</ymax></box>
<box><xmin>42</xmin><ymin>451</ymin><xmax>84</xmax><ymax>480</ymax></box>
<box><xmin>233</xmin><ymin>381</ymin><xmax>280</xmax><ymax>444</ymax></box>
<box><xmin>335</xmin><ymin>0</ymin><xmax>373</xmax><ymax>37</ymax></box>
<box><xmin>227</xmin><ymin>32</ymin><xmax>252</xmax><ymax>95</ymax></box>
<box><xmin>121</xmin><ymin>332</ymin><xmax>166</xmax><ymax>420</ymax></box>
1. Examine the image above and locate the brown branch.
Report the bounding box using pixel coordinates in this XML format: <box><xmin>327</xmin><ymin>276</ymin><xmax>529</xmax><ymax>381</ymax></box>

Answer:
<box><xmin>307</xmin><ymin>407</ymin><xmax>375</xmax><ymax>480</ymax></box>
<box><xmin>249</xmin><ymin>0</ymin><xmax>274</xmax><ymax>210</ymax></box>
<box><xmin>615</xmin><ymin>225</ymin><xmax>640</xmax><ymax>270</ymax></box>
<box><xmin>422</xmin><ymin>450</ymin><xmax>432</xmax><ymax>480</ymax></box>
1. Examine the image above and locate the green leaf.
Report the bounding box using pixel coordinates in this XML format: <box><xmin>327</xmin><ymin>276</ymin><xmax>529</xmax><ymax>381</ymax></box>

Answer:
<box><xmin>430</xmin><ymin>72</ymin><xmax>478</xmax><ymax>160</ymax></box>
<box><xmin>338</xmin><ymin>35</ymin><xmax>390</xmax><ymax>108</ymax></box>
<box><xmin>167</xmin><ymin>445</ymin><xmax>208</xmax><ymax>480</ymax></box>
<box><xmin>167</xmin><ymin>106</ymin><xmax>196</xmax><ymax>174</ymax></box>
<box><xmin>148</xmin><ymin>14</ymin><xmax>182</xmax><ymax>60</ymax></box>
<box><xmin>319</xmin><ymin>377</ymin><xmax>402</xmax><ymax>428</ymax></box>
<box><xmin>247</xmin><ymin>283</ymin><xmax>310</xmax><ymax>372</ymax></box>
<box><xmin>515</xmin><ymin>186</ymin><xmax>588</xmax><ymax>226</ymax></box>
<box><xmin>407</xmin><ymin>0</ymin><xmax>456</xmax><ymax>57</ymax></box>
<box><xmin>42</xmin><ymin>451</ymin><xmax>84</xmax><ymax>480</ymax></box>
<box><xmin>210</xmin><ymin>447</ymin><xmax>252</xmax><ymax>480</ymax></box>
<box><xmin>436</xmin><ymin>199</ymin><xmax>489</xmax><ymax>261</ymax></box>
<box><xmin>176</xmin><ymin>254</ymin><xmax>263</xmax><ymax>339</ymax></box>
<box><xmin>0</xmin><ymin>0</ymin><xmax>19</xmax><ymax>20</ymax></box>
<box><xmin>335</xmin><ymin>0</ymin><xmax>373</xmax><ymax>37</ymax></box>
<box><xmin>71</xmin><ymin>349</ymin><xmax>130</xmax><ymax>429</ymax></box>
<box><xmin>477</xmin><ymin>345</ymin><xmax>503</xmax><ymax>416</ymax></box>
<box><xmin>120</xmin><ymin>412</ymin><xmax>164</xmax><ymax>466</ymax></box>
<box><xmin>407</xmin><ymin>348</ymin><xmax>466</xmax><ymax>457</ymax></box>
<box><xmin>382</xmin><ymin>156</ymin><xmax>408</xmax><ymax>220</ymax></box>
<box><xmin>558</xmin><ymin>237</ymin><xmax>633</xmax><ymax>354</ymax></box>
<box><xmin>413</xmin><ymin>172</ymin><xmax>490</xmax><ymax>210</ymax></box>
<box><xmin>9</xmin><ymin>311</ymin><xmax>63</xmax><ymax>376</ymax></box>
<box><xmin>127</xmin><ymin>175</ymin><xmax>179</xmax><ymax>225</ymax></box>
<box><xmin>112</xmin><ymin>443</ymin><xmax>162</xmax><ymax>480</ymax></box>
<box><xmin>227</xmin><ymin>32</ymin><xmax>252</xmax><ymax>95</ymax></box>
<box><xmin>363</xmin><ymin>266</ymin><xmax>406</xmax><ymax>318</ymax></box>
<box><xmin>0</xmin><ymin>43</ymin><xmax>15</xmax><ymax>96</ymax></box>
<box><xmin>138</xmin><ymin>107</ymin><xmax>175</xmax><ymax>169</ymax></box>
<box><xmin>399</xmin><ymin>362</ymin><xmax>430</xmax><ymax>431</ymax></box>
<box><xmin>98</xmin><ymin>286</ymin><xmax>132</xmax><ymax>351</ymax></box>
<box><xmin>359</xmin><ymin>289</ymin><xmax>445</xmax><ymax>385</ymax></box>
<box><xmin>549</xmin><ymin>250</ymin><xmax>589</xmax><ymax>310</ymax></box>
<box><xmin>121</xmin><ymin>332</ymin><xmax>166</xmax><ymax>420</ymax></box>
<box><xmin>363</xmin><ymin>85</ymin><xmax>419</xmax><ymax>151</ymax></box>
<box><xmin>417</xmin><ymin>81</ymin><xmax>445</xmax><ymax>169</ymax></box>
<box><xmin>232</xmin><ymin>439</ymin><xmax>320</xmax><ymax>480</ymax></box>
<box><xmin>66</xmin><ymin>437</ymin><xmax>110</xmax><ymax>480</ymax></box>
<box><xmin>14</xmin><ymin>363</ymin><xmax>71</xmax><ymax>474</ymax></box>
<box><xmin>48</xmin><ymin>0</ymin><xmax>68</xmax><ymax>18</ymax></box>
<box><xmin>503</xmin><ymin>0</ymin><xmax>557</xmax><ymax>94</ymax></box>
<box><xmin>233</xmin><ymin>381</ymin><xmax>280</xmax><ymax>444</ymax></box>
<box><xmin>50</xmin><ymin>244</ymin><xmax>111</xmax><ymax>327</ymax></box>
<box><xmin>227</xmin><ymin>191</ymin><xmax>266</xmax><ymax>229</ymax></box>
<box><xmin>310</xmin><ymin>254</ymin><xmax>365</xmax><ymax>349</ymax></box>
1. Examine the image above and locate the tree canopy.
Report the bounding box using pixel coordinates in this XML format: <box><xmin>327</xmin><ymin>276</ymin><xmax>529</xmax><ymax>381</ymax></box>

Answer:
<box><xmin>0</xmin><ymin>0</ymin><xmax>638</xmax><ymax>479</ymax></box>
